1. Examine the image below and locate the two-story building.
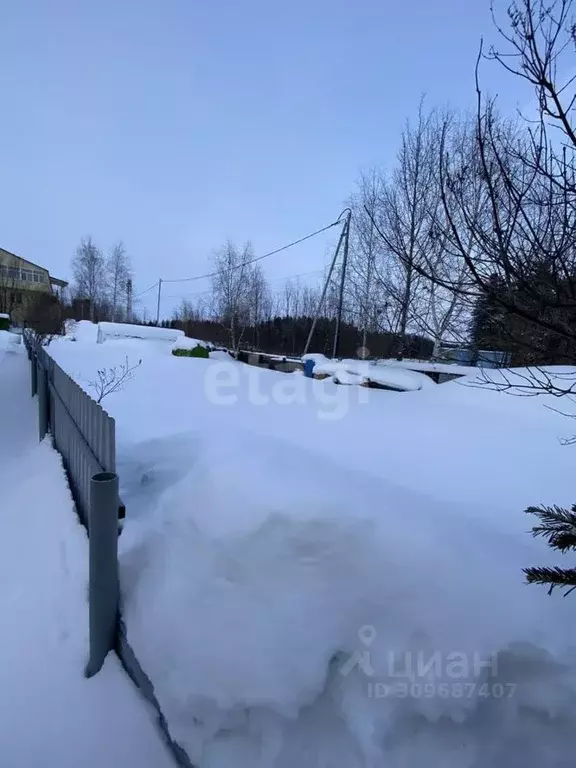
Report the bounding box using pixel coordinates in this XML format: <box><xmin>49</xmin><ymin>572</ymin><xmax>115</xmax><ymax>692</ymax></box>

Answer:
<box><xmin>0</xmin><ymin>246</ymin><xmax>68</xmax><ymax>324</ymax></box>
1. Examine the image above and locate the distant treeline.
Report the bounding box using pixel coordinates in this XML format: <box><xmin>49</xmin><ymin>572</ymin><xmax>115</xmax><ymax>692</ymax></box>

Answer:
<box><xmin>159</xmin><ymin>316</ymin><xmax>433</xmax><ymax>360</ymax></box>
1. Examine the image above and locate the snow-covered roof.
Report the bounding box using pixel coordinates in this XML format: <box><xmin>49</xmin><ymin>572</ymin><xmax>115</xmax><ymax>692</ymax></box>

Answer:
<box><xmin>379</xmin><ymin>358</ymin><xmax>479</xmax><ymax>376</ymax></box>
<box><xmin>97</xmin><ymin>322</ymin><xmax>184</xmax><ymax>344</ymax></box>
<box><xmin>314</xmin><ymin>359</ymin><xmax>434</xmax><ymax>391</ymax></box>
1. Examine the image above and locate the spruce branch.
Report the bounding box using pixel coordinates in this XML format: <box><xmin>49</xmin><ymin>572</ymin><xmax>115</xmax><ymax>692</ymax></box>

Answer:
<box><xmin>525</xmin><ymin>504</ymin><xmax>576</xmax><ymax>552</ymax></box>
<box><xmin>523</xmin><ymin>566</ymin><xmax>576</xmax><ymax>596</ymax></box>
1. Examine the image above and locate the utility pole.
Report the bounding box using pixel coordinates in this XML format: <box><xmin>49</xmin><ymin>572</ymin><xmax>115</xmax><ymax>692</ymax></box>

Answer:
<box><xmin>362</xmin><ymin>212</ymin><xmax>375</xmax><ymax>353</ymax></box>
<box><xmin>155</xmin><ymin>278</ymin><xmax>162</xmax><ymax>325</ymax></box>
<box><xmin>332</xmin><ymin>209</ymin><xmax>351</xmax><ymax>359</ymax></box>
<box><xmin>303</xmin><ymin>217</ymin><xmax>348</xmax><ymax>357</ymax></box>
<box><xmin>126</xmin><ymin>279</ymin><xmax>133</xmax><ymax>323</ymax></box>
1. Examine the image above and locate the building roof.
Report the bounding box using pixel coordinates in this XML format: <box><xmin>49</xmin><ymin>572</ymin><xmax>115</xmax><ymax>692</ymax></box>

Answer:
<box><xmin>50</xmin><ymin>277</ymin><xmax>68</xmax><ymax>288</ymax></box>
<box><xmin>0</xmin><ymin>246</ymin><xmax>68</xmax><ymax>287</ymax></box>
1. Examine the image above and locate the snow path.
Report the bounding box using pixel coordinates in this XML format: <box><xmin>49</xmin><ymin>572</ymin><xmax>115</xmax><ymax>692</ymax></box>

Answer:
<box><xmin>0</xmin><ymin>347</ymin><xmax>173</xmax><ymax>768</ymax></box>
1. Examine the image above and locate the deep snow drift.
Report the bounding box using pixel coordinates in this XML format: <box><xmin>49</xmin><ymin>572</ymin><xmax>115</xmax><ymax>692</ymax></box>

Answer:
<box><xmin>47</xmin><ymin>324</ymin><xmax>576</xmax><ymax>767</ymax></box>
<box><xmin>119</xmin><ymin>428</ymin><xmax>576</xmax><ymax>768</ymax></box>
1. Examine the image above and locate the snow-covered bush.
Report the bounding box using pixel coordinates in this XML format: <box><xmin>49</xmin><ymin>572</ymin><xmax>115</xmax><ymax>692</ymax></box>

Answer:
<box><xmin>172</xmin><ymin>345</ymin><xmax>209</xmax><ymax>359</ymax></box>
<box><xmin>171</xmin><ymin>336</ymin><xmax>211</xmax><ymax>358</ymax></box>
<box><xmin>172</xmin><ymin>336</ymin><xmax>208</xmax><ymax>350</ymax></box>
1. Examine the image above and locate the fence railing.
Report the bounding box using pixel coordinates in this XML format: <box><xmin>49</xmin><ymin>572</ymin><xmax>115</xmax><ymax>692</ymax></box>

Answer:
<box><xmin>23</xmin><ymin>332</ymin><xmax>194</xmax><ymax>768</ymax></box>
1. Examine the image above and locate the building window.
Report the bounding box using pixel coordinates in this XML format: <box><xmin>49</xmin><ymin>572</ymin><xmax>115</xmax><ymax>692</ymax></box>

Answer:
<box><xmin>0</xmin><ymin>265</ymin><xmax>49</xmax><ymax>285</ymax></box>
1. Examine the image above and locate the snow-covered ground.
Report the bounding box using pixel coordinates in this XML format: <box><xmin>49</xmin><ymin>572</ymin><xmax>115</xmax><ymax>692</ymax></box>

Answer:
<box><xmin>0</xmin><ymin>343</ymin><xmax>173</xmax><ymax>768</ymax></box>
<box><xmin>0</xmin><ymin>328</ymin><xmax>22</xmax><ymax>364</ymax></box>
<box><xmin>46</xmin><ymin>323</ymin><xmax>576</xmax><ymax>767</ymax></box>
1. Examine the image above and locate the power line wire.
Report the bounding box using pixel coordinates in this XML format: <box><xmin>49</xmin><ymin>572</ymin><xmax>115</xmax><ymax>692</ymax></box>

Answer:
<box><xmin>269</xmin><ymin>268</ymin><xmax>324</xmax><ymax>282</ymax></box>
<box><xmin>134</xmin><ymin>281</ymin><xmax>159</xmax><ymax>298</ymax></box>
<box><xmin>161</xmin><ymin>220</ymin><xmax>341</xmax><ymax>284</ymax></box>
<box><xmin>136</xmin><ymin>214</ymin><xmax>346</xmax><ymax>321</ymax></box>
<box><xmin>164</xmin><ymin>268</ymin><xmax>326</xmax><ymax>299</ymax></box>
<box><xmin>164</xmin><ymin>289</ymin><xmax>212</xmax><ymax>300</ymax></box>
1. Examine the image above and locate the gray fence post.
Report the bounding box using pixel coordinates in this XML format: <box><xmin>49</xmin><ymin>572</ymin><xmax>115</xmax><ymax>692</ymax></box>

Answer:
<box><xmin>37</xmin><ymin>364</ymin><xmax>49</xmax><ymax>440</ymax></box>
<box><xmin>30</xmin><ymin>353</ymin><xmax>37</xmax><ymax>397</ymax></box>
<box><xmin>85</xmin><ymin>471</ymin><xmax>119</xmax><ymax>678</ymax></box>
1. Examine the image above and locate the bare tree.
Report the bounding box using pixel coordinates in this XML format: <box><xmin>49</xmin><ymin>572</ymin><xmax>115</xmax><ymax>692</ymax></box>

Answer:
<box><xmin>299</xmin><ymin>284</ymin><xmax>322</xmax><ymax>318</ymax></box>
<box><xmin>413</xmin><ymin>279</ymin><xmax>468</xmax><ymax>357</ymax></box>
<box><xmin>372</xmin><ymin>103</ymin><xmax>445</xmax><ymax>358</ymax></box>
<box><xmin>417</xmin><ymin>169</ymin><xmax>476</xmax><ymax>352</ymax></box>
<box><xmin>353</xmin><ymin>109</ymin><xmax>487</xmax><ymax>360</ymax></box>
<box><xmin>246</xmin><ymin>263</ymin><xmax>270</xmax><ymax>325</ymax></box>
<box><xmin>431</xmin><ymin>0</ymin><xmax>576</xmax><ymax>377</ymax></box>
<box><xmin>211</xmin><ymin>241</ymin><xmax>254</xmax><ymax>351</ymax></box>
<box><xmin>347</xmin><ymin>170</ymin><xmax>387</xmax><ymax>349</ymax></box>
<box><xmin>242</xmin><ymin>263</ymin><xmax>268</xmax><ymax>348</ymax></box>
<box><xmin>107</xmin><ymin>241</ymin><xmax>132</xmax><ymax>322</ymax></box>
<box><xmin>173</xmin><ymin>298</ymin><xmax>205</xmax><ymax>323</ymax></box>
<box><xmin>72</xmin><ymin>237</ymin><xmax>106</xmax><ymax>322</ymax></box>
<box><xmin>421</xmin><ymin>114</ymin><xmax>491</xmax><ymax>355</ymax></box>
<box><xmin>281</xmin><ymin>277</ymin><xmax>305</xmax><ymax>318</ymax></box>
<box><xmin>276</xmin><ymin>282</ymin><xmax>320</xmax><ymax>320</ymax></box>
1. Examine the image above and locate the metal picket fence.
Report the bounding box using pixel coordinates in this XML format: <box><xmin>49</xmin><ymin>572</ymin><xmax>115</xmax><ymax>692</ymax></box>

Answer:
<box><xmin>23</xmin><ymin>332</ymin><xmax>194</xmax><ymax>768</ymax></box>
<box><xmin>26</xmin><ymin>336</ymin><xmax>119</xmax><ymax>527</ymax></box>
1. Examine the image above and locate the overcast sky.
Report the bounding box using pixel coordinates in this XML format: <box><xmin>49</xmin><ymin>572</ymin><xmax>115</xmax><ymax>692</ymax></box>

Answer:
<box><xmin>0</xmin><ymin>0</ymin><xmax>527</xmax><ymax>319</ymax></box>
